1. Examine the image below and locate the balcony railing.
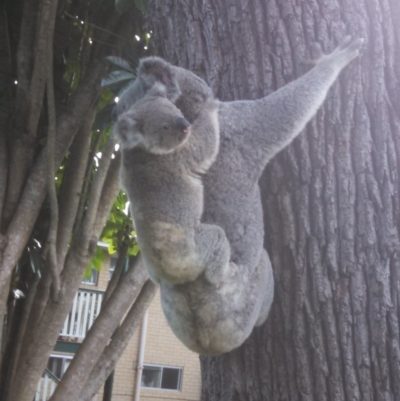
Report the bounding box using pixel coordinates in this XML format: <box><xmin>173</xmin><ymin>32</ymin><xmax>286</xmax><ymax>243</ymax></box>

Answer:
<box><xmin>35</xmin><ymin>369</ymin><xmax>58</xmax><ymax>401</ymax></box>
<box><xmin>60</xmin><ymin>289</ymin><xmax>104</xmax><ymax>340</ymax></box>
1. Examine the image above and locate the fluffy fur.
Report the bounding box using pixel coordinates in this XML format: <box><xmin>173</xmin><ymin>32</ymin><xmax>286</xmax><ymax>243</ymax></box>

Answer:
<box><xmin>117</xmin><ymin>36</ymin><xmax>364</xmax><ymax>355</ymax></box>
<box><xmin>116</xmin><ymin>95</ymin><xmax>231</xmax><ymax>286</ymax></box>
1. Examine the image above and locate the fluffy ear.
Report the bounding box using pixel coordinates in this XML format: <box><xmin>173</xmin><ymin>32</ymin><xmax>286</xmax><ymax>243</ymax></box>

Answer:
<box><xmin>114</xmin><ymin>115</ymin><xmax>143</xmax><ymax>149</ymax></box>
<box><xmin>138</xmin><ymin>57</ymin><xmax>182</xmax><ymax>102</ymax></box>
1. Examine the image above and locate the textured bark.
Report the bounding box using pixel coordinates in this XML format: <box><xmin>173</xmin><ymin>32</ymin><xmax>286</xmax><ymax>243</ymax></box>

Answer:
<box><xmin>146</xmin><ymin>1</ymin><xmax>400</xmax><ymax>401</ymax></box>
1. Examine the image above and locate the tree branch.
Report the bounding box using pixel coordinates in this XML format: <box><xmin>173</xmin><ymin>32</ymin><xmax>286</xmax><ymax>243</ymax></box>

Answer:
<box><xmin>73</xmin><ymin>130</ymin><xmax>103</xmax><ymax>236</ymax></box>
<box><xmin>8</xmin><ymin>234</ymin><xmax>98</xmax><ymax>401</ymax></box>
<box><xmin>56</xmin><ymin>107</ymin><xmax>96</xmax><ymax>269</ymax></box>
<box><xmin>0</xmin><ymin>58</ymin><xmax>109</xmax><ymax>302</ymax></box>
<box><xmin>80</xmin><ymin>280</ymin><xmax>157</xmax><ymax>401</ymax></box>
<box><xmin>0</xmin><ymin>276</ymin><xmax>39</xmax><ymax>400</ymax></box>
<box><xmin>0</xmin><ymin>121</ymin><xmax>7</xmax><ymax>230</ymax></box>
<box><xmin>93</xmin><ymin>152</ymin><xmax>121</xmax><ymax>236</ymax></box>
<box><xmin>79</xmin><ymin>135</ymin><xmax>116</xmax><ymax>245</ymax></box>
<box><xmin>3</xmin><ymin>0</ymin><xmax>59</xmax><ymax>227</ymax></box>
<box><xmin>49</xmin><ymin>259</ymin><xmax>148</xmax><ymax>401</ymax></box>
<box><xmin>45</xmin><ymin>31</ymin><xmax>60</xmax><ymax>299</ymax></box>
<box><xmin>102</xmin><ymin>242</ymin><xmax>128</xmax><ymax>306</ymax></box>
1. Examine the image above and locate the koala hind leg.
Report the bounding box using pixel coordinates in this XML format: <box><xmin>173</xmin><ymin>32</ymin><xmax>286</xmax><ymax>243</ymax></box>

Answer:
<box><xmin>194</xmin><ymin>223</ymin><xmax>231</xmax><ymax>287</ymax></box>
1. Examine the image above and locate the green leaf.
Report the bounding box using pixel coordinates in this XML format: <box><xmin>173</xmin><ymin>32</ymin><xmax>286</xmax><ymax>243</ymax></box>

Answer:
<box><xmin>83</xmin><ymin>263</ymin><xmax>93</xmax><ymax>280</ymax></box>
<box><xmin>101</xmin><ymin>70</ymin><xmax>135</xmax><ymax>89</ymax></box>
<box><xmin>108</xmin><ymin>241</ymin><xmax>118</xmax><ymax>254</ymax></box>
<box><xmin>106</xmin><ymin>56</ymin><xmax>134</xmax><ymax>72</ymax></box>
<box><xmin>128</xmin><ymin>244</ymin><xmax>139</xmax><ymax>256</ymax></box>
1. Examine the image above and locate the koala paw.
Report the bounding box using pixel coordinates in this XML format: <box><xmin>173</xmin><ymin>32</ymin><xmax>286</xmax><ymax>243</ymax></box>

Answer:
<box><xmin>328</xmin><ymin>36</ymin><xmax>365</xmax><ymax>68</ymax></box>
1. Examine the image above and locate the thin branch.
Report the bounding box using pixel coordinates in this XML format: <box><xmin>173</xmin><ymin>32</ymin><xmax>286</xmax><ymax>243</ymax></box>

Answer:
<box><xmin>15</xmin><ymin>0</ymin><xmax>40</xmax><ymax>105</ymax></box>
<box><xmin>92</xmin><ymin>152</ymin><xmax>121</xmax><ymax>236</ymax></box>
<box><xmin>27</xmin><ymin>0</ymin><xmax>59</xmax><ymax>138</ymax></box>
<box><xmin>73</xmin><ymin>130</ymin><xmax>103</xmax><ymax>236</ymax></box>
<box><xmin>0</xmin><ymin>119</ymin><xmax>7</xmax><ymax>230</ymax></box>
<box><xmin>102</xmin><ymin>242</ymin><xmax>128</xmax><ymax>306</ymax></box>
<box><xmin>48</xmin><ymin>258</ymin><xmax>148</xmax><ymax>401</ymax></box>
<box><xmin>45</xmin><ymin>32</ymin><xmax>60</xmax><ymax>299</ymax></box>
<box><xmin>80</xmin><ymin>135</ymin><xmax>116</xmax><ymax>243</ymax></box>
<box><xmin>56</xmin><ymin>107</ymin><xmax>96</xmax><ymax>268</ymax></box>
<box><xmin>63</xmin><ymin>11</ymin><xmax>132</xmax><ymax>43</ymax></box>
<box><xmin>1</xmin><ymin>276</ymin><xmax>39</xmax><ymax>400</ymax></box>
<box><xmin>79</xmin><ymin>280</ymin><xmax>157</xmax><ymax>401</ymax></box>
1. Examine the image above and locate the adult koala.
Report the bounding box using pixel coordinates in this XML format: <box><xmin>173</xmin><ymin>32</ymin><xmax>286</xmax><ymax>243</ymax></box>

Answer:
<box><xmin>116</xmin><ymin>36</ymin><xmax>363</xmax><ymax>355</ymax></box>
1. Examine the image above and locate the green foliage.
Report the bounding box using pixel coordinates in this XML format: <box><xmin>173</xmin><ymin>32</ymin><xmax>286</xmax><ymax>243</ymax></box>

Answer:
<box><xmin>101</xmin><ymin>70</ymin><xmax>136</xmax><ymax>91</ymax></box>
<box><xmin>84</xmin><ymin>246</ymin><xmax>106</xmax><ymax>279</ymax></box>
<box><xmin>101</xmin><ymin>191</ymin><xmax>139</xmax><ymax>256</ymax></box>
<box><xmin>106</xmin><ymin>56</ymin><xmax>135</xmax><ymax>72</ymax></box>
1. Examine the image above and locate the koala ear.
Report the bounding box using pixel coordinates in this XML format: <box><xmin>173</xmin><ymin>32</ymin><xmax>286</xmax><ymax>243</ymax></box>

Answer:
<box><xmin>138</xmin><ymin>57</ymin><xmax>182</xmax><ymax>102</ymax></box>
<box><xmin>114</xmin><ymin>115</ymin><xmax>143</xmax><ymax>149</ymax></box>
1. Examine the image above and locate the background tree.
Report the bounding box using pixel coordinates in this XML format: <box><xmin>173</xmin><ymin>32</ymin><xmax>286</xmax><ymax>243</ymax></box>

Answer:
<box><xmin>0</xmin><ymin>2</ymin><xmax>157</xmax><ymax>401</ymax></box>
<box><xmin>145</xmin><ymin>1</ymin><xmax>400</xmax><ymax>400</ymax></box>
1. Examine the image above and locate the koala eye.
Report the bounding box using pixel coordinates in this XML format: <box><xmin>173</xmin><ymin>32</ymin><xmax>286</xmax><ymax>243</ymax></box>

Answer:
<box><xmin>163</xmin><ymin>124</ymin><xmax>170</xmax><ymax>130</ymax></box>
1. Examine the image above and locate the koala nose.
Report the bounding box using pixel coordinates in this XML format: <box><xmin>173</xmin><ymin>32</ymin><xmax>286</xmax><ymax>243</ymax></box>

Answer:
<box><xmin>175</xmin><ymin>117</ymin><xmax>191</xmax><ymax>132</ymax></box>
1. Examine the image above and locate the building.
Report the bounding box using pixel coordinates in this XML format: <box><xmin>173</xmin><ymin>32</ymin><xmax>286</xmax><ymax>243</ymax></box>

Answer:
<box><xmin>36</xmin><ymin>253</ymin><xmax>201</xmax><ymax>401</ymax></box>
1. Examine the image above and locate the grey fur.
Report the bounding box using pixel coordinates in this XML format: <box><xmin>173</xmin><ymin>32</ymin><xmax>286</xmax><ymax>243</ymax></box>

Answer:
<box><xmin>117</xmin><ymin>36</ymin><xmax>364</xmax><ymax>355</ymax></box>
<box><xmin>117</xmin><ymin>95</ymin><xmax>231</xmax><ymax>286</ymax></box>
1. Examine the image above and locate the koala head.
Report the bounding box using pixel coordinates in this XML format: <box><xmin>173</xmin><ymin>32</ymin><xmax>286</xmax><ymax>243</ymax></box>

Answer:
<box><xmin>115</xmin><ymin>95</ymin><xmax>191</xmax><ymax>154</ymax></box>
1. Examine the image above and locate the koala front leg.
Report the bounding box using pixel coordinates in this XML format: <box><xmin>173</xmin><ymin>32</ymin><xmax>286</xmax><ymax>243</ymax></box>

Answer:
<box><xmin>152</xmin><ymin>223</ymin><xmax>230</xmax><ymax>285</ymax></box>
<box><xmin>224</xmin><ymin>36</ymin><xmax>364</xmax><ymax>178</ymax></box>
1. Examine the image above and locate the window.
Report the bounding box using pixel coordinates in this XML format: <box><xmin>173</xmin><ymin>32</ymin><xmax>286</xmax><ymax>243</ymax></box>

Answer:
<box><xmin>141</xmin><ymin>364</ymin><xmax>182</xmax><ymax>391</ymax></box>
<box><xmin>108</xmin><ymin>258</ymin><xmax>117</xmax><ymax>281</ymax></box>
<box><xmin>46</xmin><ymin>355</ymin><xmax>73</xmax><ymax>380</ymax></box>
<box><xmin>82</xmin><ymin>268</ymin><xmax>98</xmax><ymax>285</ymax></box>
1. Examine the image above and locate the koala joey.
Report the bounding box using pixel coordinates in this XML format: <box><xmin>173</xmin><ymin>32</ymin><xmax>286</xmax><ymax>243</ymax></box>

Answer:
<box><xmin>117</xmin><ymin>36</ymin><xmax>364</xmax><ymax>355</ymax></box>
<box><xmin>117</xmin><ymin>57</ymin><xmax>214</xmax><ymax>123</ymax></box>
<box><xmin>116</xmin><ymin>93</ymin><xmax>232</xmax><ymax>286</ymax></box>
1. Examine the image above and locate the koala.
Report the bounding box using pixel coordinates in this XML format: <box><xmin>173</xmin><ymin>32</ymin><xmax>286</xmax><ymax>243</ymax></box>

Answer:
<box><xmin>117</xmin><ymin>36</ymin><xmax>364</xmax><ymax>355</ymax></box>
<box><xmin>116</xmin><ymin>94</ymin><xmax>232</xmax><ymax>286</ymax></box>
<box><xmin>117</xmin><ymin>57</ymin><xmax>214</xmax><ymax>123</ymax></box>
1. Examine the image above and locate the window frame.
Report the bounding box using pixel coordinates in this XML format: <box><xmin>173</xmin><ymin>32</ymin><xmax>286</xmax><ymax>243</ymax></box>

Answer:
<box><xmin>141</xmin><ymin>363</ymin><xmax>183</xmax><ymax>391</ymax></box>
<box><xmin>46</xmin><ymin>354</ymin><xmax>74</xmax><ymax>380</ymax></box>
<box><xmin>81</xmin><ymin>268</ymin><xmax>99</xmax><ymax>286</ymax></box>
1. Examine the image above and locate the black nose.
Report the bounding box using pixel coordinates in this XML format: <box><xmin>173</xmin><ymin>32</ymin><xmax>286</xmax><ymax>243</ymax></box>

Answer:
<box><xmin>175</xmin><ymin>117</ymin><xmax>191</xmax><ymax>131</ymax></box>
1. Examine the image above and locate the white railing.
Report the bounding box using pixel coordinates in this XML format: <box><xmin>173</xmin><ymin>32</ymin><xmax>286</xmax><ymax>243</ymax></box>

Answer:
<box><xmin>35</xmin><ymin>371</ymin><xmax>98</xmax><ymax>401</ymax></box>
<box><xmin>35</xmin><ymin>370</ymin><xmax>57</xmax><ymax>401</ymax></box>
<box><xmin>60</xmin><ymin>289</ymin><xmax>103</xmax><ymax>340</ymax></box>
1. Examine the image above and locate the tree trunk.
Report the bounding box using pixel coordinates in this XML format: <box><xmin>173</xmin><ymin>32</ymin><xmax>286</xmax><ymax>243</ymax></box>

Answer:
<box><xmin>146</xmin><ymin>1</ymin><xmax>400</xmax><ymax>400</ymax></box>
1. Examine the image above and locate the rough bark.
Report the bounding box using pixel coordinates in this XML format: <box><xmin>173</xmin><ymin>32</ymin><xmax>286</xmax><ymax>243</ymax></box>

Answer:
<box><xmin>146</xmin><ymin>1</ymin><xmax>400</xmax><ymax>401</ymax></box>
